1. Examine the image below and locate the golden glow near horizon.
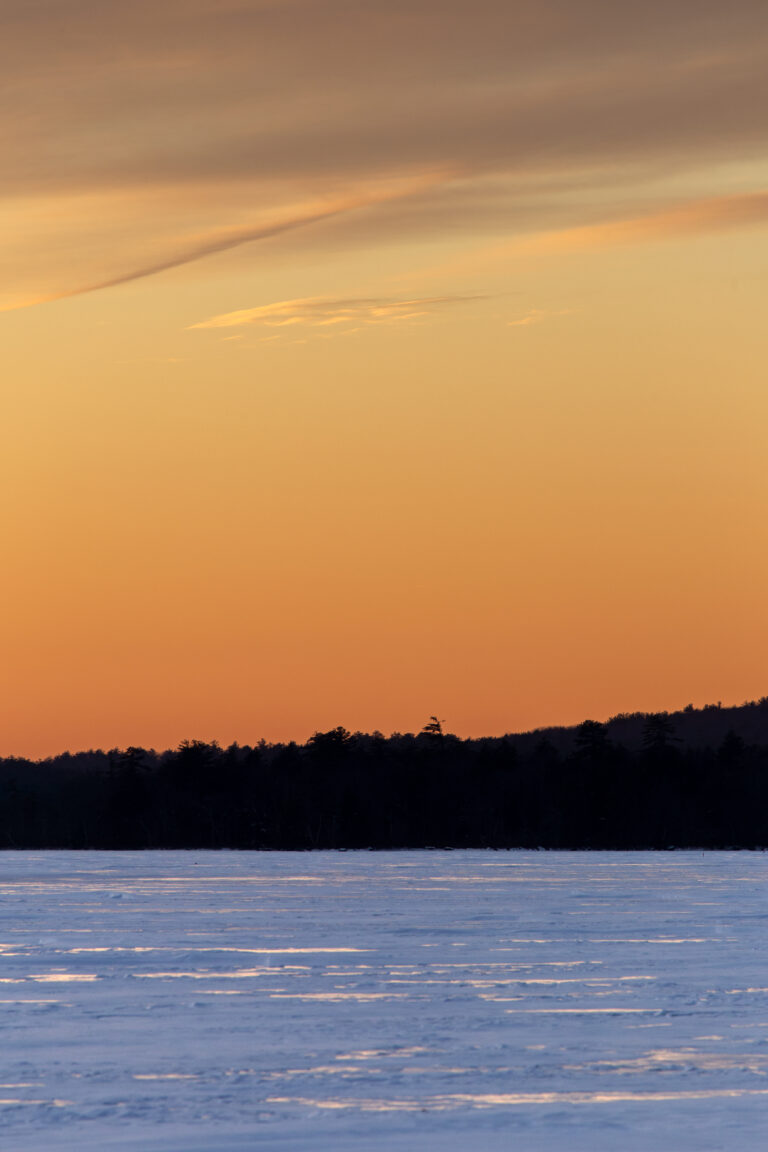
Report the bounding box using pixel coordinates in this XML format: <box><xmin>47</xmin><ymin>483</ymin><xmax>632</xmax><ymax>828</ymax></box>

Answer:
<box><xmin>2</xmin><ymin>1</ymin><xmax>768</xmax><ymax>756</ymax></box>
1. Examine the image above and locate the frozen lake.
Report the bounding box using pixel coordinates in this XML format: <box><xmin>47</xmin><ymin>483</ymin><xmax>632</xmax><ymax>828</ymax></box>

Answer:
<box><xmin>1</xmin><ymin>851</ymin><xmax>768</xmax><ymax>1151</ymax></box>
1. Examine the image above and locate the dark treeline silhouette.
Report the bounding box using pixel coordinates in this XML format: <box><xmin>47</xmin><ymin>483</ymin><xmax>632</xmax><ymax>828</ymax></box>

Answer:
<box><xmin>4</xmin><ymin>698</ymin><xmax>768</xmax><ymax>848</ymax></box>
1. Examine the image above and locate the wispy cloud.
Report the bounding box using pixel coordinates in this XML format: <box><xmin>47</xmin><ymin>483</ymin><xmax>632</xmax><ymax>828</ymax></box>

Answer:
<box><xmin>521</xmin><ymin>190</ymin><xmax>768</xmax><ymax>253</ymax></box>
<box><xmin>426</xmin><ymin>187</ymin><xmax>768</xmax><ymax>283</ymax></box>
<box><xmin>189</xmin><ymin>294</ymin><xmax>481</xmax><ymax>333</ymax></box>
<box><xmin>3</xmin><ymin>1</ymin><xmax>768</xmax><ymax>306</ymax></box>
<box><xmin>508</xmin><ymin>308</ymin><xmax>572</xmax><ymax>328</ymax></box>
<box><xmin>3</xmin><ymin>174</ymin><xmax>448</xmax><ymax>312</ymax></box>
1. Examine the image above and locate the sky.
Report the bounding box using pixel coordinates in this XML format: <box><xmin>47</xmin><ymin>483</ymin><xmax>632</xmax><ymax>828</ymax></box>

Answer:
<box><xmin>3</xmin><ymin>0</ymin><xmax>768</xmax><ymax>757</ymax></box>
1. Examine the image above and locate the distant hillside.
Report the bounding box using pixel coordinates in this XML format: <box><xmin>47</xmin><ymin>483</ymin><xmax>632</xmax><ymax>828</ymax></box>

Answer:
<box><xmin>505</xmin><ymin>697</ymin><xmax>768</xmax><ymax>756</ymax></box>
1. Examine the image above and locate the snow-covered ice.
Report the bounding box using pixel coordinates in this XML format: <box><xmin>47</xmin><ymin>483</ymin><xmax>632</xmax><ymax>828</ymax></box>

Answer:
<box><xmin>1</xmin><ymin>850</ymin><xmax>768</xmax><ymax>1150</ymax></box>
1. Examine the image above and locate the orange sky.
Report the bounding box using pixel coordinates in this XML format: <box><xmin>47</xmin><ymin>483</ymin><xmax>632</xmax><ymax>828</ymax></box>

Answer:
<box><xmin>2</xmin><ymin>1</ymin><xmax>768</xmax><ymax>757</ymax></box>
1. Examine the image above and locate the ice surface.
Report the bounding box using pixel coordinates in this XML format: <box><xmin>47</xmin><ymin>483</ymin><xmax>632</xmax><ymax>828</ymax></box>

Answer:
<box><xmin>1</xmin><ymin>850</ymin><xmax>768</xmax><ymax>1150</ymax></box>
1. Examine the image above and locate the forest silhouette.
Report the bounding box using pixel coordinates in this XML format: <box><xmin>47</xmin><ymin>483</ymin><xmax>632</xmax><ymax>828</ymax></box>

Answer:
<box><xmin>3</xmin><ymin>699</ymin><xmax>768</xmax><ymax>849</ymax></box>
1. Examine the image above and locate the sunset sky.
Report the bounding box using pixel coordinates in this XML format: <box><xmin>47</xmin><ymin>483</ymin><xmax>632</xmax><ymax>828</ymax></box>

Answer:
<box><xmin>3</xmin><ymin>0</ymin><xmax>768</xmax><ymax>757</ymax></box>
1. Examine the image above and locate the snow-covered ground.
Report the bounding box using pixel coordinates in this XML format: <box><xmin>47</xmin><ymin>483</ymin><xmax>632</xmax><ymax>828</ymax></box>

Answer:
<box><xmin>1</xmin><ymin>851</ymin><xmax>768</xmax><ymax>1150</ymax></box>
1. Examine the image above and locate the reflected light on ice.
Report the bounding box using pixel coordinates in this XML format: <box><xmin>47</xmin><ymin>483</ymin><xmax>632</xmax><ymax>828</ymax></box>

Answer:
<box><xmin>197</xmin><ymin>989</ymin><xmax>250</xmax><ymax>995</ymax></box>
<box><xmin>577</xmin><ymin>1050</ymin><xmax>768</xmax><ymax>1074</ymax></box>
<box><xmin>0</xmin><ymin>999</ymin><xmax>62</xmax><ymax>1006</ymax></box>
<box><xmin>30</xmin><ymin>974</ymin><xmax>99</xmax><ymax>983</ymax></box>
<box><xmin>335</xmin><ymin>1048</ymin><xmax>428</xmax><ymax>1061</ymax></box>
<box><xmin>133</xmin><ymin>1074</ymin><xmax>199</xmax><ymax>1081</ymax></box>
<box><xmin>268</xmin><ymin>1087</ymin><xmax>768</xmax><ymax>1112</ymax></box>
<box><xmin>0</xmin><ymin>1099</ymin><xmax>71</xmax><ymax>1107</ymax></box>
<box><xmin>504</xmin><ymin>1007</ymin><xmax>662</xmax><ymax>1015</ymax></box>
<box><xmin>270</xmin><ymin>992</ymin><xmax>410</xmax><ymax>1002</ymax></box>
<box><xmin>135</xmin><ymin>969</ymin><xmax>282</xmax><ymax>979</ymax></box>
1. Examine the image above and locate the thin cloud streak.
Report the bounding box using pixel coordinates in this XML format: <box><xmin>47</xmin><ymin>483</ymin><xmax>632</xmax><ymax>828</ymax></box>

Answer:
<box><xmin>522</xmin><ymin>190</ymin><xmax>768</xmax><ymax>253</ymax></box>
<box><xmin>5</xmin><ymin>175</ymin><xmax>449</xmax><ymax>311</ymax></box>
<box><xmin>508</xmin><ymin>309</ymin><xmax>572</xmax><ymax>328</ymax></box>
<box><xmin>427</xmin><ymin>188</ymin><xmax>768</xmax><ymax>283</ymax></box>
<box><xmin>190</xmin><ymin>294</ymin><xmax>482</xmax><ymax>333</ymax></box>
<box><xmin>13</xmin><ymin>213</ymin><xmax>341</xmax><ymax>311</ymax></box>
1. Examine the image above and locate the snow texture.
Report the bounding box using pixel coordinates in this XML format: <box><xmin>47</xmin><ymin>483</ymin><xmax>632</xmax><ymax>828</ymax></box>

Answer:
<box><xmin>1</xmin><ymin>850</ymin><xmax>768</xmax><ymax>1150</ymax></box>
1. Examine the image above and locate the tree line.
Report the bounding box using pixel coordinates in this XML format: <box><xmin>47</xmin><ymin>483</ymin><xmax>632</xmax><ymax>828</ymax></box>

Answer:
<box><xmin>3</xmin><ymin>699</ymin><xmax>768</xmax><ymax>848</ymax></box>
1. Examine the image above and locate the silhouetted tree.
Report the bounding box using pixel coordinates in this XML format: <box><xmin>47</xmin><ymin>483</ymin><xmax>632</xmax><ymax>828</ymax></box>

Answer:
<box><xmin>421</xmin><ymin>716</ymin><xmax>445</xmax><ymax>741</ymax></box>
<box><xmin>574</xmin><ymin>720</ymin><xmax>610</xmax><ymax>760</ymax></box>
<box><xmin>642</xmin><ymin>713</ymin><xmax>677</xmax><ymax>750</ymax></box>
